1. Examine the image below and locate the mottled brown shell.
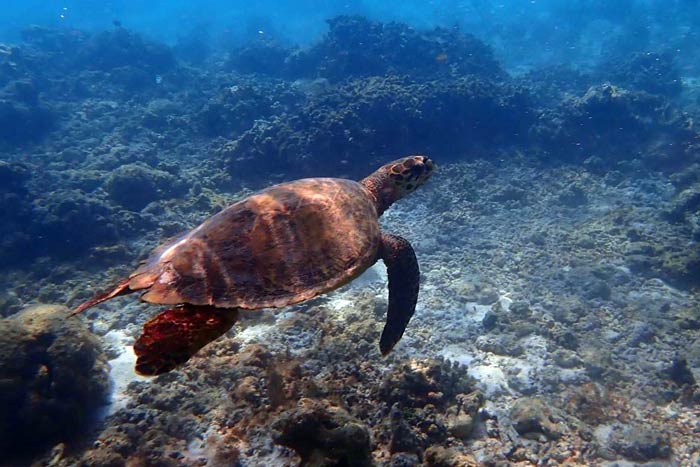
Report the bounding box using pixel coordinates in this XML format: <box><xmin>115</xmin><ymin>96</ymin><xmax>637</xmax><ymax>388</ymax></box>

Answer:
<box><xmin>127</xmin><ymin>178</ymin><xmax>381</xmax><ymax>309</ymax></box>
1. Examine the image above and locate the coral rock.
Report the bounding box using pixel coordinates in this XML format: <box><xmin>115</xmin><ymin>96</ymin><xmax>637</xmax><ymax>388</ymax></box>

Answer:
<box><xmin>510</xmin><ymin>397</ymin><xmax>565</xmax><ymax>441</ymax></box>
<box><xmin>272</xmin><ymin>398</ymin><xmax>372</xmax><ymax>467</ymax></box>
<box><xmin>104</xmin><ymin>163</ymin><xmax>184</xmax><ymax>211</ymax></box>
<box><xmin>0</xmin><ymin>304</ymin><xmax>109</xmax><ymax>459</ymax></box>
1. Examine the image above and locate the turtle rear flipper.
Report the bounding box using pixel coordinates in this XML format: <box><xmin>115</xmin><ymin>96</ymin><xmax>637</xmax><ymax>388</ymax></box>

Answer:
<box><xmin>70</xmin><ymin>278</ymin><xmax>134</xmax><ymax>316</ymax></box>
<box><xmin>133</xmin><ymin>305</ymin><xmax>239</xmax><ymax>376</ymax></box>
<box><xmin>378</xmin><ymin>233</ymin><xmax>419</xmax><ymax>355</ymax></box>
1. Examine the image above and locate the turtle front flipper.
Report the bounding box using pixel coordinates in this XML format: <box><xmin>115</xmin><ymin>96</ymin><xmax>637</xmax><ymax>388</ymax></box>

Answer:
<box><xmin>378</xmin><ymin>233</ymin><xmax>419</xmax><ymax>355</ymax></box>
<box><xmin>133</xmin><ymin>305</ymin><xmax>239</xmax><ymax>376</ymax></box>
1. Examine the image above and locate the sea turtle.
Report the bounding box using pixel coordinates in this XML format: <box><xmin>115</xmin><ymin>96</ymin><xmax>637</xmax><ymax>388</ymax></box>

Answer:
<box><xmin>73</xmin><ymin>155</ymin><xmax>434</xmax><ymax>375</ymax></box>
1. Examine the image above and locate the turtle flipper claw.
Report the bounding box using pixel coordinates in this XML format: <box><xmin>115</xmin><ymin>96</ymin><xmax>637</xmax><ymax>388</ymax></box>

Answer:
<box><xmin>133</xmin><ymin>305</ymin><xmax>239</xmax><ymax>376</ymax></box>
<box><xmin>378</xmin><ymin>233</ymin><xmax>419</xmax><ymax>355</ymax></box>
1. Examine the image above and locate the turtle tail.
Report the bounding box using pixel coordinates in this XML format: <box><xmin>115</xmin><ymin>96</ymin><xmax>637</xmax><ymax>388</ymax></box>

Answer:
<box><xmin>69</xmin><ymin>278</ymin><xmax>134</xmax><ymax>317</ymax></box>
<box><xmin>133</xmin><ymin>305</ymin><xmax>239</xmax><ymax>376</ymax></box>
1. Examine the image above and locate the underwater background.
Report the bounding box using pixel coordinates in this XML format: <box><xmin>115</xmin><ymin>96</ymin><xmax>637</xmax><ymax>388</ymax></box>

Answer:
<box><xmin>1</xmin><ymin>0</ymin><xmax>700</xmax><ymax>466</ymax></box>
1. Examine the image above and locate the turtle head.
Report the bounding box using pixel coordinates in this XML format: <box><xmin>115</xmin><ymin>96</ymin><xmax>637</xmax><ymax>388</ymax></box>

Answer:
<box><xmin>362</xmin><ymin>155</ymin><xmax>435</xmax><ymax>215</ymax></box>
<box><xmin>383</xmin><ymin>155</ymin><xmax>435</xmax><ymax>197</ymax></box>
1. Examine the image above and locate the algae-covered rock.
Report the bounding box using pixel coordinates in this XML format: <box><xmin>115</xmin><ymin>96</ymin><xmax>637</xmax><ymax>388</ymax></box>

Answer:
<box><xmin>0</xmin><ymin>160</ymin><xmax>31</xmax><ymax>224</ymax></box>
<box><xmin>77</xmin><ymin>28</ymin><xmax>174</xmax><ymax>74</ymax></box>
<box><xmin>379</xmin><ymin>358</ymin><xmax>475</xmax><ymax>409</ymax></box>
<box><xmin>0</xmin><ymin>74</ymin><xmax>56</xmax><ymax>146</ymax></box>
<box><xmin>199</xmin><ymin>80</ymin><xmax>302</xmax><ymax>138</ymax></box>
<box><xmin>0</xmin><ymin>159</ymin><xmax>29</xmax><ymax>191</ymax></box>
<box><xmin>658</xmin><ymin>246</ymin><xmax>700</xmax><ymax>289</ymax></box>
<box><xmin>510</xmin><ymin>397</ymin><xmax>565</xmax><ymax>441</ymax></box>
<box><xmin>0</xmin><ymin>161</ymin><xmax>33</xmax><ymax>268</ymax></box>
<box><xmin>0</xmin><ymin>304</ymin><xmax>109</xmax><ymax>459</ymax></box>
<box><xmin>625</xmin><ymin>235</ymin><xmax>700</xmax><ymax>289</ymax></box>
<box><xmin>424</xmin><ymin>446</ymin><xmax>479</xmax><ymax>467</ymax></box>
<box><xmin>31</xmin><ymin>188</ymin><xmax>119</xmax><ymax>259</ymax></box>
<box><xmin>290</xmin><ymin>15</ymin><xmax>505</xmax><ymax>82</ymax></box>
<box><xmin>666</xmin><ymin>183</ymin><xmax>700</xmax><ymax>223</ymax></box>
<box><xmin>272</xmin><ymin>398</ymin><xmax>372</xmax><ymax>467</ymax></box>
<box><xmin>445</xmin><ymin>391</ymin><xmax>484</xmax><ymax>440</ymax></box>
<box><xmin>104</xmin><ymin>163</ymin><xmax>185</xmax><ymax>211</ymax></box>
<box><xmin>532</xmin><ymin>83</ymin><xmax>692</xmax><ymax>168</ymax></box>
<box><xmin>388</xmin><ymin>403</ymin><xmax>422</xmax><ymax>456</ymax></box>
<box><xmin>605</xmin><ymin>423</ymin><xmax>672</xmax><ymax>461</ymax></box>
<box><xmin>0</xmin><ymin>97</ymin><xmax>53</xmax><ymax>145</ymax></box>
<box><xmin>224</xmin><ymin>76</ymin><xmax>532</xmax><ymax>177</ymax></box>
<box><xmin>228</xmin><ymin>39</ymin><xmax>292</xmax><ymax>77</ymax></box>
<box><xmin>603</xmin><ymin>51</ymin><xmax>682</xmax><ymax>98</ymax></box>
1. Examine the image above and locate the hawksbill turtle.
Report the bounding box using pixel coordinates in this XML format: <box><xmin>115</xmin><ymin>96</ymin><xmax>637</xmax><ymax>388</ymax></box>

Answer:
<box><xmin>73</xmin><ymin>155</ymin><xmax>435</xmax><ymax>375</ymax></box>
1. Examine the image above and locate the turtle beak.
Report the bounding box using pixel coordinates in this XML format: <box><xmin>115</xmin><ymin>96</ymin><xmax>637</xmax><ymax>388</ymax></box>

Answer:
<box><xmin>416</xmin><ymin>156</ymin><xmax>435</xmax><ymax>180</ymax></box>
<box><xmin>416</xmin><ymin>155</ymin><xmax>435</xmax><ymax>174</ymax></box>
<box><xmin>424</xmin><ymin>158</ymin><xmax>435</xmax><ymax>173</ymax></box>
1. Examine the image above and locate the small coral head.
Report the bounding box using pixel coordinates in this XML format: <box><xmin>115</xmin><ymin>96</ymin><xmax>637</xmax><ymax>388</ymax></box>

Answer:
<box><xmin>382</xmin><ymin>155</ymin><xmax>435</xmax><ymax>197</ymax></box>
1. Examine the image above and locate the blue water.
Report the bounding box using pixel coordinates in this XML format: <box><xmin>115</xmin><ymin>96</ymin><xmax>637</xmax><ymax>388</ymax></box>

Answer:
<box><xmin>2</xmin><ymin>1</ymin><xmax>697</xmax><ymax>71</ymax></box>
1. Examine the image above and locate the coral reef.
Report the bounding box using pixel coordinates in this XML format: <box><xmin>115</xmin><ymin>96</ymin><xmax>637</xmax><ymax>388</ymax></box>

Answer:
<box><xmin>272</xmin><ymin>399</ymin><xmax>373</xmax><ymax>467</ymax></box>
<box><xmin>666</xmin><ymin>182</ymin><xmax>700</xmax><ymax>224</ymax></box>
<box><xmin>76</xmin><ymin>28</ymin><xmax>175</xmax><ymax>74</ymax></box>
<box><xmin>0</xmin><ymin>305</ymin><xmax>109</xmax><ymax>460</ymax></box>
<box><xmin>225</xmin><ymin>15</ymin><xmax>505</xmax><ymax>83</ymax></box>
<box><xmin>198</xmin><ymin>78</ymin><xmax>303</xmax><ymax>138</ymax></box>
<box><xmin>72</xmin><ymin>27</ymin><xmax>177</xmax><ymax>93</ymax></box>
<box><xmin>227</xmin><ymin>39</ymin><xmax>293</xmax><ymax>78</ymax></box>
<box><xmin>379</xmin><ymin>359</ymin><xmax>475</xmax><ymax>409</ymax></box>
<box><xmin>519</xmin><ymin>65</ymin><xmax>596</xmax><ymax>106</ymax></box>
<box><xmin>601</xmin><ymin>51</ymin><xmax>683</xmax><ymax>98</ymax></box>
<box><xmin>172</xmin><ymin>25</ymin><xmax>211</xmax><ymax>65</ymax></box>
<box><xmin>104</xmin><ymin>163</ymin><xmax>185</xmax><ymax>211</ymax></box>
<box><xmin>20</xmin><ymin>25</ymin><xmax>89</xmax><ymax>60</ymax></box>
<box><xmin>30</xmin><ymin>189</ymin><xmax>120</xmax><ymax>260</ymax></box>
<box><xmin>222</xmin><ymin>76</ymin><xmax>533</xmax><ymax>178</ymax></box>
<box><xmin>289</xmin><ymin>15</ymin><xmax>505</xmax><ymax>82</ymax></box>
<box><xmin>532</xmin><ymin>83</ymin><xmax>697</xmax><ymax>168</ymax></box>
<box><xmin>0</xmin><ymin>161</ymin><xmax>32</xmax><ymax>265</ymax></box>
<box><xmin>1</xmin><ymin>12</ymin><xmax>700</xmax><ymax>467</ymax></box>
<box><xmin>0</xmin><ymin>79</ymin><xmax>53</xmax><ymax>145</ymax></box>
